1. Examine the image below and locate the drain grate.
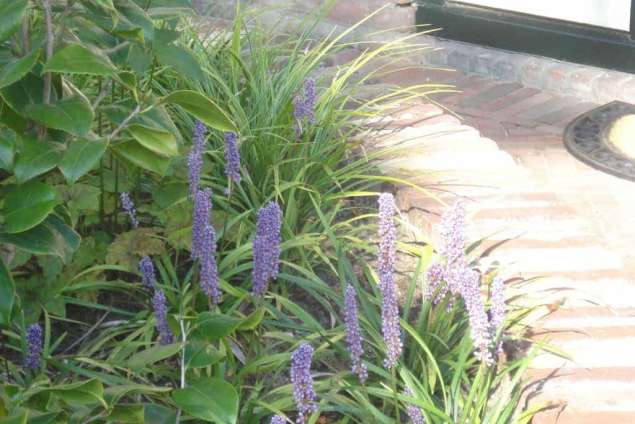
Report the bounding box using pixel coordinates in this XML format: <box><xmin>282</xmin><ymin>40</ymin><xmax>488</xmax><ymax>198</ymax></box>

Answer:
<box><xmin>564</xmin><ymin>101</ymin><xmax>635</xmax><ymax>181</ymax></box>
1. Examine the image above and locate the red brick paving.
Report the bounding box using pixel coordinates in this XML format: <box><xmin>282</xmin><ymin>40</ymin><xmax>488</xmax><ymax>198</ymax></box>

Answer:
<box><xmin>372</xmin><ymin>66</ymin><xmax>635</xmax><ymax>423</ymax></box>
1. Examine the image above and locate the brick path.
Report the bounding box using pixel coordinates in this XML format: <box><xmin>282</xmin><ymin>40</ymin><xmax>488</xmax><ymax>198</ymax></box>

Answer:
<box><xmin>364</xmin><ymin>64</ymin><xmax>635</xmax><ymax>423</ymax></box>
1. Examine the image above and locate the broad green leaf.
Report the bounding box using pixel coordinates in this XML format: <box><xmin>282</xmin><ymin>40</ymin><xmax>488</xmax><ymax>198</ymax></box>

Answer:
<box><xmin>107</xmin><ymin>405</ymin><xmax>144</xmax><ymax>423</ymax></box>
<box><xmin>127</xmin><ymin>124</ymin><xmax>177</xmax><ymax>157</ymax></box>
<box><xmin>117</xmin><ymin>1</ymin><xmax>154</xmax><ymax>42</ymax></box>
<box><xmin>25</xmin><ymin>96</ymin><xmax>94</xmax><ymax>136</ymax></box>
<box><xmin>49</xmin><ymin>378</ymin><xmax>106</xmax><ymax>407</ymax></box>
<box><xmin>185</xmin><ymin>340</ymin><xmax>224</xmax><ymax>369</ymax></box>
<box><xmin>161</xmin><ymin>90</ymin><xmax>236</xmax><ymax>132</ymax></box>
<box><xmin>154</xmin><ymin>28</ymin><xmax>180</xmax><ymax>46</ymax></box>
<box><xmin>155</xmin><ymin>44</ymin><xmax>204</xmax><ymax>82</ymax></box>
<box><xmin>0</xmin><ymin>128</ymin><xmax>16</xmax><ymax>170</ymax></box>
<box><xmin>0</xmin><ymin>99</ymin><xmax>27</xmax><ymax>133</ymax></box>
<box><xmin>117</xmin><ymin>71</ymin><xmax>137</xmax><ymax>90</ymax></box>
<box><xmin>152</xmin><ymin>182</ymin><xmax>187</xmax><ymax>208</ymax></box>
<box><xmin>127</xmin><ymin>343</ymin><xmax>180</xmax><ymax>372</ymax></box>
<box><xmin>194</xmin><ymin>313</ymin><xmax>241</xmax><ymax>343</ymax></box>
<box><xmin>0</xmin><ymin>410</ymin><xmax>27</xmax><ymax>424</ymax></box>
<box><xmin>127</xmin><ymin>44</ymin><xmax>152</xmax><ymax>75</ymax></box>
<box><xmin>58</xmin><ymin>138</ymin><xmax>108</xmax><ymax>183</ymax></box>
<box><xmin>44</xmin><ymin>44</ymin><xmax>116</xmax><ymax>76</ymax></box>
<box><xmin>238</xmin><ymin>307</ymin><xmax>266</xmax><ymax>331</ymax></box>
<box><xmin>2</xmin><ymin>182</ymin><xmax>58</xmax><ymax>233</ymax></box>
<box><xmin>92</xmin><ymin>0</ymin><xmax>116</xmax><ymax>13</ymax></box>
<box><xmin>0</xmin><ymin>73</ymin><xmax>48</xmax><ymax>115</ymax></box>
<box><xmin>144</xmin><ymin>404</ymin><xmax>177</xmax><ymax>424</ymax></box>
<box><xmin>0</xmin><ymin>0</ymin><xmax>27</xmax><ymax>42</ymax></box>
<box><xmin>13</xmin><ymin>138</ymin><xmax>64</xmax><ymax>183</ymax></box>
<box><xmin>0</xmin><ymin>215</ymin><xmax>80</xmax><ymax>263</ymax></box>
<box><xmin>104</xmin><ymin>102</ymin><xmax>180</xmax><ymax>142</ymax></box>
<box><xmin>0</xmin><ymin>258</ymin><xmax>14</xmax><ymax>325</ymax></box>
<box><xmin>113</xmin><ymin>140</ymin><xmax>170</xmax><ymax>175</ymax></box>
<box><xmin>26</xmin><ymin>412</ymin><xmax>67</xmax><ymax>424</ymax></box>
<box><xmin>0</xmin><ymin>49</ymin><xmax>41</xmax><ymax>89</ymax></box>
<box><xmin>171</xmin><ymin>378</ymin><xmax>238</xmax><ymax>424</ymax></box>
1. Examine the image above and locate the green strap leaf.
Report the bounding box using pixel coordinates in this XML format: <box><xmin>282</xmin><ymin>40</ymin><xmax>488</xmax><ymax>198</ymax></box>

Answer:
<box><xmin>126</xmin><ymin>343</ymin><xmax>180</xmax><ymax>372</ymax></box>
<box><xmin>171</xmin><ymin>378</ymin><xmax>238</xmax><ymax>424</ymax></box>
<box><xmin>13</xmin><ymin>137</ymin><xmax>64</xmax><ymax>184</ymax></box>
<box><xmin>58</xmin><ymin>138</ymin><xmax>108</xmax><ymax>183</ymax></box>
<box><xmin>0</xmin><ymin>0</ymin><xmax>27</xmax><ymax>43</ymax></box>
<box><xmin>0</xmin><ymin>49</ymin><xmax>41</xmax><ymax>89</ymax></box>
<box><xmin>25</xmin><ymin>96</ymin><xmax>94</xmax><ymax>136</ymax></box>
<box><xmin>0</xmin><ymin>257</ymin><xmax>15</xmax><ymax>326</ymax></box>
<box><xmin>43</xmin><ymin>44</ymin><xmax>116</xmax><ymax>76</ymax></box>
<box><xmin>161</xmin><ymin>90</ymin><xmax>236</xmax><ymax>132</ymax></box>
<box><xmin>1</xmin><ymin>181</ymin><xmax>59</xmax><ymax>233</ymax></box>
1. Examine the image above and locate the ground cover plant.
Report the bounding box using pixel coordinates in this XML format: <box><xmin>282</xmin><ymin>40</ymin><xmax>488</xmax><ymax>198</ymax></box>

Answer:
<box><xmin>0</xmin><ymin>1</ymin><xmax>540</xmax><ymax>423</ymax></box>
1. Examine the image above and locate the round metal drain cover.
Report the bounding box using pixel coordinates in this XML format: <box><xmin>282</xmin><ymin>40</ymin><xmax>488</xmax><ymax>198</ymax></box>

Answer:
<box><xmin>564</xmin><ymin>101</ymin><xmax>635</xmax><ymax>181</ymax></box>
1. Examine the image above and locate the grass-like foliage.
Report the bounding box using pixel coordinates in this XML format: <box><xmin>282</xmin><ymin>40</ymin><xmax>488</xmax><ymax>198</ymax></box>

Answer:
<box><xmin>0</xmin><ymin>3</ymin><xmax>539</xmax><ymax>423</ymax></box>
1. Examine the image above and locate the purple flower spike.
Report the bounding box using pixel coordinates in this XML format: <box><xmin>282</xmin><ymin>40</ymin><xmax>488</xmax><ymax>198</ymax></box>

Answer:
<box><xmin>139</xmin><ymin>256</ymin><xmax>157</xmax><ymax>289</ymax></box>
<box><xmin>200</xmin><ymin>224</ymin><xmax>221</xmax><ymax>304</ymax></box>
<box><xmin>303</xmin><ymin>78</ymin><xmax>316</xmax><ymax>124</ymax></box>
<box><xmin>25</xmin><ymin>323</ymin><xmax>43</xmax><ymax>370</ymax></box>
<box><xmin>439</xmin><ymin>201</ymin><xmax>467</xmax><ymax>268</ymax></box>
<box><xmin>490</xmin><ymin>276</ymin><xmax>506</xmax><ymax>354</ymax></box>
<box><xmin>153</xmin><ymin>289</ymin><xmax>174</xmax><ymax>345</ymax></box>
<box><xmin>292</xmin><ymin>78</ymin><xmax>317</xmax><ymax>137</ymax></box>
<box><xmin>377</xmin><ymin>193</ymin><xmax>402</xmax><ymax>369</ymax></box>
<box><xmin>404</xmin><ymin>388</ymin><xmax>425</xmax><ymax>424</ymax></box>
<box><xmin>188</xmin><ymin>121</ymin><xmax>207</xmax><ymax>198</ymax></box>
<box><xmin>343</xmin><ymin>285</ymin><xmax>367</xmax><ymax>383</ymax></box>
<box><xmin>460</xmin><ymin>267</ymin><xmax>493</xmax><ymax>364</ymax></box>
<box><xmin>270</xmin><ymin>416</ymin><xmax>286</xmax><ymax>424</ymax></box>
<box><xmin>291</xmin><ymin>343</ymin><xmax>318</xmax><ymax>424</ymax></box>
<box><xmin>191</xmin><ymin>188</ymin><xmax>212</xmax><ymax>260</ymax></box>
<box><xmin>424</xmin><ymin>201</ymin><xmax>495</xmax><ymax>364</ymax></box>
<box><xmin>224</xmin><ymin>132</ymin><xmax>241</xmax><ymax>185</ymax></box>
<box><xmin>252</xmin><ymin>201</ymin><xmax>282</xmax><ymax>296</ymax></box>
<box><xmin>120</xmin><ymin>192</ymin><xmax>138</xmax><ymax>228</ymax></box>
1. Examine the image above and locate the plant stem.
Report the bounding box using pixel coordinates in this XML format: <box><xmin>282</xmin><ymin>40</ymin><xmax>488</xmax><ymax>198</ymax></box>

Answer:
<box><xmin>21</xmin><ymin>14</ymin><xmax>29</xmax><ymax>54</ymax></box>
<box><xmin>108</xmin><ymin>105</ymin><xmax>140</xmax><ymax>141</ymax></box>
<box><xmin>42</xmin><ymin>0</ymin><xmax>54</xmax><ymax>105</ymax></box>
<box><xmin>97</xmin><ymin>79</ymin><xmax>105</xmax><ymax>228</ymax></box>
<box><xmin>391</xmin><ymin>367</ymin><xmax>401</xmax><ymax>423</ymax></box>
<box><xmin>175</xmin><ymin>289</ymin><xmax>188</xmax><ymax>424</ymax></box>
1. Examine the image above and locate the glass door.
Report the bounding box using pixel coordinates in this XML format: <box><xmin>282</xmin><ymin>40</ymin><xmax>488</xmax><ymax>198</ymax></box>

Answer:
<box><xmin>457</xmin><ymin>0</ymin><xmax>631</xmax><ymax>31</ymax></box>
